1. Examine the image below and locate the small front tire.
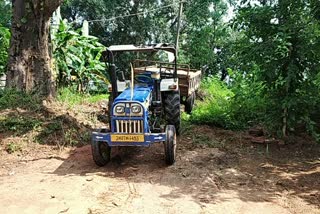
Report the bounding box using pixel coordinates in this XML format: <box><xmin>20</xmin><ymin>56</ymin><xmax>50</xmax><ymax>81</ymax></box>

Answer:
<box><xmin>91</xmin><ymin>140</ymin><xmax>111</xmax><ymax>166</ymax></box>
<box><xmin>164</xmin><ymin>125</ymin><xmax>177</xmax><ymax>165</ymax></box>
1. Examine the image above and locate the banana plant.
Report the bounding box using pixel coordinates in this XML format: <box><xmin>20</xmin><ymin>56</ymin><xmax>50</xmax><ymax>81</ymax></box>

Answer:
<box><xmin>53</xmin><ymin>20</ymin><xmax>109</xmax><ymax>92</ymax></box>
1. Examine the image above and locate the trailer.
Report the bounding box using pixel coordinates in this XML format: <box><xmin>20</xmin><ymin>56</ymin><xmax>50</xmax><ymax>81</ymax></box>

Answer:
<box><xmin>133</xmin><ymin>60</ymin><xmax>202</xmax><ymax>113</ymax></box>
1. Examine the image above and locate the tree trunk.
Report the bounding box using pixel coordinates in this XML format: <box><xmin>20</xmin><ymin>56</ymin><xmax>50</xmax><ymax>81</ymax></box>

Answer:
<box><xmin>6</xmin><ymin>0</ymin><xmax>63</xmax><ymax>98</ymax></box>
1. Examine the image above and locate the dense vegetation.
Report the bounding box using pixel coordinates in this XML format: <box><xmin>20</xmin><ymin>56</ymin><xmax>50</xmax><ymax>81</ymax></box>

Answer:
<box><xmin>1</xmin><ymin>0</ymin><xmax>320</xmax><ymax>141</ymax></box>
<box><xmin>53</xmin><ymin>20</ymin><xmax>107</xmax><ymax>92</ymax></box>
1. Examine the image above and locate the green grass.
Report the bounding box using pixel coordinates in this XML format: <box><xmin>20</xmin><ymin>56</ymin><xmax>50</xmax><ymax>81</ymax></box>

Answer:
<box><xmin>57</xmin><ymin>88</ymin><xmax>109</xmax><ymax>107</ymax></box>
<box><xmin>0</xmin><ymin>88</ymin><xmax>42</xmax><ymax>111</ymax></box>
<box><xmin>0</xmin><ymin>115</ymin><xmax>42</xmax><ymax>135</ymax></box>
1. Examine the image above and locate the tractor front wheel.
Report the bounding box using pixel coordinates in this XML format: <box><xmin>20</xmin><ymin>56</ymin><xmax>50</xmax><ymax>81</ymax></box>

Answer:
<box><xmin>164</xmin><ymin>91</ymin><xmax>181</xmax><ymax>135</ymax></box>
<box><xmin>91</xmin><ymin>140</ymin><xmax>111</xmax><ymax>166</ymax></box>
<box><xmin>164</xmin><ymin>125</ymin><xmax>177</xmax><ymax>165</ymax></box>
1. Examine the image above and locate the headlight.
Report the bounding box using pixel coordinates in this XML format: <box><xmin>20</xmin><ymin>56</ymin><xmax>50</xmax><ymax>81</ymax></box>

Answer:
<box><xmin>131</xmin><ymin>105</ymin><xmax>142</xmax><ymax>114</ymax></box>
<box><xmin>114</xmin><ymin>105</ymin><xmax>125</xmax><ymax>115</ymax></box>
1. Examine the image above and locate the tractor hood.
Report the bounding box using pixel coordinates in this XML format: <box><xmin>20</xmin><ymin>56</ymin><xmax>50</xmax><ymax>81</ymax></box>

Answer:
<box><xmin>114</xmin><ymin>85</ymin><xmax>152</xmax><ymax>104</ymax></box>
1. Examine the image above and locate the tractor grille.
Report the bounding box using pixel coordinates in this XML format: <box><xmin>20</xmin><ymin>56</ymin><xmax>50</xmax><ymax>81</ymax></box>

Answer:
<box><xmin>115</xmin><ymin>120</ymin><xmax>144</xmax><ymax>133</ymax></box>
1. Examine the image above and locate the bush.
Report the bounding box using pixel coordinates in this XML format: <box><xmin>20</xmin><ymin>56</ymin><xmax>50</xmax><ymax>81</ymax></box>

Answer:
<box><xmin>190</xmin><ymin>73</ymin><xmax>267</xmax><ymax>130</ymax></box>
<box><xmin>190</xmin><ymin>77</ymin><xmax>236</xmax><ymax>128</ymax></box>
<box><xmin>228</xmin><ymin>68</ymin><xmax>267</xmax><ymax>129</ymax></box>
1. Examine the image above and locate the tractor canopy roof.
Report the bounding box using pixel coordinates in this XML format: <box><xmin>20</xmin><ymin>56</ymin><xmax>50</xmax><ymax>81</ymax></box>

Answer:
<box><xmin>107</xmin><ymin>43</ymin><xmax>176</xmax><ymax>54</ymax></box>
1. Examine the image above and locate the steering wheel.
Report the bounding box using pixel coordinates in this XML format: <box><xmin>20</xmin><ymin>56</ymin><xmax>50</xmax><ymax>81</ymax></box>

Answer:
<box><xmin>115</xmin><ymin>66</ymin><xmax>125</xmax><ymax>81</ymax></box>
<box><xmin>134</xmin><ymin>74</ymin><xmax>153</xmax><ymax>84</ymax></box>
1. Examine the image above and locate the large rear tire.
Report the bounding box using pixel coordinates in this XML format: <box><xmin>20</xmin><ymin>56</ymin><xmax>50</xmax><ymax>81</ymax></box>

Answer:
<box><xmin>164</xmin><ymin>91</ymin><xmax>181</xmax><ymax>135</ymax></box>
<box><xmin>164</xmin><ymin>125</ymin><xmax>176</xmax><ymax>165</ymax></box>
<box><xmin>185</xmin><ymin>92</ymin><xmax>195</xmax><ymax>114</ymax></box>
<box><xmin>92</xmin><ymin>140</ymin><xmax>111</xmax><ymax>166</ymax></box>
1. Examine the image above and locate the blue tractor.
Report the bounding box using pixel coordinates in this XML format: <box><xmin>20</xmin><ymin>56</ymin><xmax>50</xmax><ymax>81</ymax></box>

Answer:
<box><xmin>92</xmin><ymin>44</ymin><xmax>181</xmax><ymax>166</ymax></box>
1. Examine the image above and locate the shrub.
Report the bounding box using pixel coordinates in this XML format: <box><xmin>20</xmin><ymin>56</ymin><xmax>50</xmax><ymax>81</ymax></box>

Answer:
<box><xmin>190</xmin><ymin>77</ymin><xmax>236</xmax><ymax>128</ymax></box>
<box><xmin>190</xmin><ymin>73</ymin><xmax>267</xmax><ymax>130</ymax></box>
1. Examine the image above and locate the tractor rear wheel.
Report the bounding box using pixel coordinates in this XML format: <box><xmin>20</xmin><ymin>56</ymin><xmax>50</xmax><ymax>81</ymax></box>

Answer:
<box><xmin>91</xmin><ymin>140</ymin><xmax>111</xmax><ymax>166</ymax></box>
<box><xmin>164</xmin><ymin>91</ymin><xmax>181</xmax><ymax>135</ymax></box>
<box><xmin>185</xmin><ymin>92</ymin><xmax>195</xmax><ymax>114</ymax></box>
<box><xmin>164</xmin><ymin>125</ymin><xmax>176</xmax><ymax>165</ymax></box>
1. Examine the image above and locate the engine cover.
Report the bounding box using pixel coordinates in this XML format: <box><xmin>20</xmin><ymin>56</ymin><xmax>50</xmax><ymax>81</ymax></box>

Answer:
<box><xmin>114</xmin><ymin>85</ymin><xmax>152</xmax><ymax>104</ymax></box>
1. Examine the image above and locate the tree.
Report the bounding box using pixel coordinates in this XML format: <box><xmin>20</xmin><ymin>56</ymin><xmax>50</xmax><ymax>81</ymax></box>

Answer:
<box><xmin>61</xmin><ymin>0</ymin><xmax>229</xmax><ymax>70</ymax></box>
<box><xmin>6</xmin><ymin>0</ymin><xmax>63</xmax><ymax>98</ymax></box>
<box><xmin>232</xmin><ymin>0</ymin><xmax>320</xmax><ymax>137</ymax></box>
<box><xmin>61</xmin><ymin>0</ymin><xmax>176</xmax><ymax>46</ymax></box>
<box><xmin>178</xmin><ymin>0</ymin><xmax>228</xmax><ymax>71</ymax></box>
<box><xmin>0</xmin><ymin>1</ymin><xmax>11</xmax><ymax>28</ymax></box>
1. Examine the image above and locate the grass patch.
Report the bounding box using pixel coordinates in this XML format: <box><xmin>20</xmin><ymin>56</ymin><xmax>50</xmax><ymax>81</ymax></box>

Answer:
<box><xmin>57</xmin><ymin>88</ymin><xmax>109</xmax><ymax>106</ymax></box>
<box><xmin>0</xmin><ymin>115</ymin><xmax>42</xmax><ymax>135</ymax></box>
<box><xmin>0</xmin><ymin>88</ymin><xmax>94</xmax><ymax>149</ymax></box>
<box><xmin>36</xmin><ymin>116</ymin><xmax>90</xmax><ymax>147</ymax></box>
<box><xmin>0</xmin><ymin>89</ymin><xmax>42</xmax><ymax>111</ymax></box>
<box><xmin>6</xmin><ymin>142</ymin><xmax>22</xmax><ymax>154</ymax></box>
<box><xmin>180</xmin><ymin>112</ymin><xmax>196</xmax><ymax>135</ymax></box>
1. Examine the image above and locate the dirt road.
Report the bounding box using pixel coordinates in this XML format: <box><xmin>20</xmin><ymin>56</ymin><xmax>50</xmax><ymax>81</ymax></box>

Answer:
<box><xmin>0</xmin><ymin>126</ymin><xmax>319</xmax><ymax>214</ymax></box>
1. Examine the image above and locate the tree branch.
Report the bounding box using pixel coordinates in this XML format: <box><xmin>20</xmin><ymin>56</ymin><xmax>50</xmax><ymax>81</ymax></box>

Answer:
<box><xmin>45</xmin><ymin>0</ymin><xmax>63</xmax><ymax>17</ymax></box>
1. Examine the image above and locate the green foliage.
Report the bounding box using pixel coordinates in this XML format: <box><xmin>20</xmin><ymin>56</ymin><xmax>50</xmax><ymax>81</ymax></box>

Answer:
<box><xmin>0</xmin><ymin>1</ymin><xmax>11</xmax><ymax>28</ymax></box>
<box><xmin>0</xmin><ymin>1</ymin><xmax>11</xmax><ymax>76</ymax></box>
<box><xmin>61</xmin><ymin>0</ymin><xmax>176</xmax><ymax>46</ymax></box>
<box><xmin>190</xmin><ymin>77</ymin><xmax>236</xmax><ymax>128</ymax></box>
<box><xmin>181</xmin><ymin>0</ymin><xmax>228</xmax><ymax>69</ymax></box>
<box><xmin>0</xmin><ymin>25</ymin><xmax>10</xmax><ymax>75</ymax></box>
<box><xmin>190</xmin><ymin>73</ymin><xmax>265</xmax><ymax>131</ymax></box>
<box><xmin>228</xmin><ymin>67</ymin><xmax>267</xmax><ymax>128</ymax></box>
<box><xmin>61</xmin><ymin>0</ymin><xmax>229</xmax><ymax>69</ymax></box>
<box><xmin>53</xmin><ymin>20</ymin><xmax>108</xmax><ymax>92</ymax></box>
<box><xmin>231</xmin><ymin>0</ymin><xmax>320</xmax><ymax>137</ymax></box>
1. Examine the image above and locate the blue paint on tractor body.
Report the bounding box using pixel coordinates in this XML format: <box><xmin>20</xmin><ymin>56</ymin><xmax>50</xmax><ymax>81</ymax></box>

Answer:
<box><xmin>114</xmin><ymin>85</ymin><xmax>152</xmax><ymax>103</ymax></box>
<box><xmin>91</xmin><ymin>132</ymin><xmax>166</xmax><ymax>147</ymax></box>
